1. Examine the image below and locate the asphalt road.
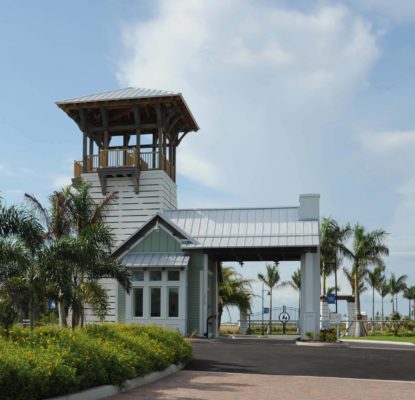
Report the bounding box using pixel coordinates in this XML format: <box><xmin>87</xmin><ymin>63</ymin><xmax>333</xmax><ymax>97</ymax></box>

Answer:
<box><xmin>185</xmin><ymin>337</ymin><xmax>415</xmax><ymax>381</ymax></box>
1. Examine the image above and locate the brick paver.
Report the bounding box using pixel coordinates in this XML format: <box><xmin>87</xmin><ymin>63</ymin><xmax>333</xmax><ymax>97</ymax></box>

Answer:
<box><xmin>109</xmin><ymin>370</ymin><xmax>415</xmax><ymax>400</ymax></box>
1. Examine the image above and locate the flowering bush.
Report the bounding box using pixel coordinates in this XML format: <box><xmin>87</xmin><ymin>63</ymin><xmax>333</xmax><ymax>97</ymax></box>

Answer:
<box><xmin>0</xmin><ymin>324</ymin><xmax>192</xmax><ymax>400</ymax></box>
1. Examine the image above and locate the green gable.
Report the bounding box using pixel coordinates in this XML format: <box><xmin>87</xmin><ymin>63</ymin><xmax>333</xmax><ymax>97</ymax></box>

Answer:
<box><xmin>129</xmin><ymin>227</ymin><xmax>182</xmax><ymax>253</ymax></box>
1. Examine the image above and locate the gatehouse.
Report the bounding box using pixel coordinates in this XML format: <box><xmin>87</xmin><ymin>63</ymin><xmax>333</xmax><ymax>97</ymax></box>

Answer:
<box><xmin>57</xmin><ymin>87</ymin><xmax>321</xmax><ymax>339</ymax></box>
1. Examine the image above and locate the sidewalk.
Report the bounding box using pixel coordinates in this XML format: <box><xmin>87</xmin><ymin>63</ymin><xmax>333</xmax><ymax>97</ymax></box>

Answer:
<box><xmin>108</xmin><ymin>370</ymin><xmax>415</xmax><ymax>400</ymax></box>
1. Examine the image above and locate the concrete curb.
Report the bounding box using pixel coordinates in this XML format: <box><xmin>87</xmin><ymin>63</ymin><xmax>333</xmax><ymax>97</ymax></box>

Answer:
<box><xmin>295</xmin><ymin>340</ymin><xmax>348</xmax><ymax>348</ymax></box>
<box><xmin>45</xmin><ymin>363</ymin><xmax>185</xmax><ymax>400</ymax></box>
<box><xmin>341</xmin><ymin>339</ymin><xmax>415</xmax><ymax>346</ymax></box>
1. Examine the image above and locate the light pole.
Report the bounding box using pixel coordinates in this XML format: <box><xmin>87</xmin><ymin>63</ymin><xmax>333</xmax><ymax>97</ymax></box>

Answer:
<box><xmin>261</xmin><ymin>283</ymin><xmax>270</xmax><ymax>335</ymax></box>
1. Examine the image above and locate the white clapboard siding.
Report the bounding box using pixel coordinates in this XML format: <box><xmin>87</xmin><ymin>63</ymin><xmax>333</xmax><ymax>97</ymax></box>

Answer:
<box><xmin>81</xmin><ymin>170</ymin><xmax>177</xmax><ymax>323</ymax></box>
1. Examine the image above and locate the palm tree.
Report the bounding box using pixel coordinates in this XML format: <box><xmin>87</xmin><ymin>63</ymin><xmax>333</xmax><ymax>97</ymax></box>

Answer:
<box><xmin>286</xmin><ymin>268</ymin><xmax>301</xmax><ymax>313</ymax></box>
<box><xmin>389</xmin><ymin>273</ymin><xmax>407</xmax><ymax>315</ymax></box>
<box><xmin>403</xmin><ymin>286</ymin><xmax>415</xmax><ymax>320</ymax></box>
<box><xmin>320</xmin><ymin>217</ymin><xmax>351</xmax><ymax>298</ymax></box>
<box><xmin>218</xmin><ymin>266</ymin><xmax>253</xmax><ymax>329</ymax></box>
<box><xmin>0</xmin><ymin>200</ymin><xmax>43</xmax><ymax>330</ymax></box>
<box><xmin>365</xmin><ymin>266</ymin><xmax>385</xmax><ymax>331</ymax></box>
<box><xmin>25</xmin><ymin>180</ymin><xmax>130</xmax><ymax>327</ymax></box>
<box><xmin>377</xmin><ymin>280</ymin><xmax>389</xmax><ymax>332</ymax></box>
<box><xmin>343</xmin><ymin>224</ymin><xmax>389</xmax><ymax>336</ymax></box>
<box><xmin>258</xmin><ymin>263</ymin><xmax>284</xmax><ymax>334</ymax></box>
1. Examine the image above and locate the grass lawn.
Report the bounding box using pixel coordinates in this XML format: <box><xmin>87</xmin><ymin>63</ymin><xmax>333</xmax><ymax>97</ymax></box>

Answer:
<box><xmin>345</xmin><ymin>335</ymin><xmax>415</xmax><ymax>344</ymax></box>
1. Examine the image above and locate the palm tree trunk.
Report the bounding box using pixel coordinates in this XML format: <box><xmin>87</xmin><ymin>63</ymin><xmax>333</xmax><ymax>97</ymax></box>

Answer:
<box><xmin>381</xmin><ymin>296</ymin><xmax>384</xmax><ymax>332</ymax></box>
<box><xmin>322</xmin><ymin>266</ymin><xmax>326</xmax><ymax>296</ymax></box>
<box><xmin>268</xmin><ymin>289</ymin><xmax>272</xmax><ymax>334</ymax></box>
<box><xmin>354</xmin><ymin>264</ymin><xmax>365</xmax><ymax>336</ymax></box>
<box><xmin>372</xmin><ymin>287</ymin><xmax>375</xmax><ymax>332</ymax></box>
<box><xmin>58</xmin><ymin>300</ymin><xmax>67</xmax><ymax>327</ymax></box>
<box><xmin>392</xmin><ymin>294</ymin><xmax>395</xmax><ymax>315</ymax></box>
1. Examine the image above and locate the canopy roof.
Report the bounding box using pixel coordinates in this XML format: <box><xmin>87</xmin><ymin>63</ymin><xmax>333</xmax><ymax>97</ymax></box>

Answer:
<box><xmin>122</xmin><ymin>252</ymin><xmax>189</xmax><ymax>268</ymax></box>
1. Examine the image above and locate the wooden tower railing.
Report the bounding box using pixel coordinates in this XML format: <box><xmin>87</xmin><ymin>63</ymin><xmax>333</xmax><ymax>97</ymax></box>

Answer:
<box><xmin>74</xmin><ymin>148</ymin><xmax>175</xmax><ymax>181</ymax></box>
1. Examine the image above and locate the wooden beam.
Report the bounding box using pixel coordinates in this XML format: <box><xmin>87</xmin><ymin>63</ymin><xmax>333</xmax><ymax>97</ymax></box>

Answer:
<box><xmin>89</xmin><ymin>123</ymin><xmax>157</xmax><ymax>133</ymax></box>
<box><xmin>100</xmin><ymin>108</ymin><xmax>109</xmax><ymax>149</ymax></box>
<box><xmin>79</xmin><ymin>109</ymin><xmax>88</xmax><ymax>173</ymax></box>
<box><xmin>156</xmin><ymin>104</ymin><xmax>164</xmax><ymax>169</ymax></box>
<box><xmin>133</xmin><ymin>105</ymin><xmax>141</xmax><ymax>156</ymax></box>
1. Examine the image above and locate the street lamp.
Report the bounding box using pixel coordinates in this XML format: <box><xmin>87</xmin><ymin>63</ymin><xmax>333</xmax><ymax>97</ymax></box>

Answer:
<box><xmin>261</xmin><ymin>282</ymin><xmax>270</xmax><ymax>335</ymax></box>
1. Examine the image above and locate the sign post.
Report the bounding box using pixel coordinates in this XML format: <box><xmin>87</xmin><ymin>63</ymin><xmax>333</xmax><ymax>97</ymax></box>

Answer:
<box><xmin>330</xmin><ymin>313</ymin><xmax>342</xmax><ymax>340</ymax></box>
<box><xmin>279</xmin><ymin>310</ymin><xmax>290</xmax><ymax>335</ymax></box>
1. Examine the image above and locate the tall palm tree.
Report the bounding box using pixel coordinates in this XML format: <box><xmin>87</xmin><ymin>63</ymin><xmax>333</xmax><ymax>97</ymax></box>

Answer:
<box><xmin>403</xmin><ymin>286</ymin><xmax>415</xmax><ymax>320</ymax></box>
<box><xmin>218</xmin><ymin>266</ymin><xmax>253</xmax><ymax>329</ymax></box>
<box><xmin>343</xmin><ymin>224</ymin><xmax>389</xmax><ymax>336</ymax></box>
<box><xmin>258</xmin><ymin>263</ymin><xmax>284</xmax><ymax>334</ymax></box>
<box><xmin>389</xmin><ymin>273</ymin><xmax>407</xmax><ymax>315</ymax></box>
<box><xmin>377</xmin><ymin>280</ymin><xmax>389</xmax><ymax>332</ymax></box>
<box><xmin>320</xmin><ymin>218</ymin><xmax>351</xmax><ymax>298</ymax></box>
<box><xmin>343</xmin><ymin>266</ymin><xmax>367</xmax><ymax>296</ymax></box>
<box><xmin>365</xmin><ymin>266</ymin><xmax>385</xmax><ymax>331</ymax></box>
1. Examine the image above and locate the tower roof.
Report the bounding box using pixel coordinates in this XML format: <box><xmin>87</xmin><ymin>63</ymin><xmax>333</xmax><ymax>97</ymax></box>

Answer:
<box><xmin>56</xmin><ymin>87</ymin><xmax>199</xmax><ymax>134</ymax></box>
<box><xmin>56</xmin><ymin>87</ymin><xmax>181</xmax><ymax>105</ymax></box>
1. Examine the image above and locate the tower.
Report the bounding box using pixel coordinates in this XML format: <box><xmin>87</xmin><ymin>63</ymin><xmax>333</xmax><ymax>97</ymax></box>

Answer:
<box><xmin>57</xmin><ymin>88</ymin><xmax>199</xmax><ymax>247</ymax></box>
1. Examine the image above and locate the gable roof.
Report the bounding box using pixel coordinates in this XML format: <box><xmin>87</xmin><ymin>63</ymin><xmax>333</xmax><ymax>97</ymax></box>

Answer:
<box><xmin>112</xmin><ymin>213</ymin><xmax>196</xmax><ymax>258</ymax></box>
<box><xmin>122</xmin><ymin>252</ymin><xmax>190</xmax><ymax>268</ymax></box>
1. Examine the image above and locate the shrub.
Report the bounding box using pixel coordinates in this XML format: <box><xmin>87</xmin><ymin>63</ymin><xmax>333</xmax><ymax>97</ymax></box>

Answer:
<box><xmin>0</xmin><ymin>324</ymin><xmax>192</xmax><ymax>400</ymax></box>
<box><xmin>319</xmin><ymin>328</ymin><xmax>337</xmax><ymax>342</ymax></box>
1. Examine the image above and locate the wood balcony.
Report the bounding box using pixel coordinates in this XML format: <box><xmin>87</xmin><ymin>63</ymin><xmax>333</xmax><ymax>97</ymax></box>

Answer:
<box><xmin>74</xmin><ymin>148</ymin><xmax>175</xmax><ymax>182</ymax></box>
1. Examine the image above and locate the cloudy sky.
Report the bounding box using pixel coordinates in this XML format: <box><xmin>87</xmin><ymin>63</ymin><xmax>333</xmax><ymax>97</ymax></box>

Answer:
<box><xmin>1</xmin><ymin>0</ymin><xmax>415</xmax><ymax>321</ymax></box>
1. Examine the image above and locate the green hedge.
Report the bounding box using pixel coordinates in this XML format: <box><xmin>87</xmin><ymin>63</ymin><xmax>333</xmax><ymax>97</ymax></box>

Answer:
<box><xmin>0</xmin><ymin>324</ymin><xmax>192</xmax><ymax>400</ymax></box>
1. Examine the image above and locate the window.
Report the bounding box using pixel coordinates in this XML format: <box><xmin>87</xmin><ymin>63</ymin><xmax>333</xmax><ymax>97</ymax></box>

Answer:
<box><xmin>133</xmin><ymin>288</ymin><xmax>143</xmax><ymax>317</ymax></box>
<box><xmin>168</xmin><ymin>287</ymin><xmax>179</xmax><ymax>317</ymax></box>
<box><xmin>168</xmin><ymin>270</ymin><xmax>180</xmax><ymax>281</ymax></box>
<box><xmin>149</xmin><ymin>270</ymin><xmax>162</xmax><ymax>281</ymax></box>
<box><xmin>132</xmin><ymin>271</ymin><xmax>144</xmax><ymax>281</ymax></box>
<box><xmin>150</xmin><ymin>288</ymin><xmax>161</xmax><ymax>317</ymax></box>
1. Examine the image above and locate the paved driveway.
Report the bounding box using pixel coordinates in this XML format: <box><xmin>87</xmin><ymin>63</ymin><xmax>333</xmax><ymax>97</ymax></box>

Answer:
<box><xmin>109</xmin><ymin>337</ymin><xmax>415</xmax><ymax>400</ymax></box>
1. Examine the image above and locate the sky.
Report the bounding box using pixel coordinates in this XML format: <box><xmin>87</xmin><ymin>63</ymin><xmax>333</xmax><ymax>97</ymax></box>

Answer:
<box><xmin>1</xmin><ymin>0</ymin><xmax>415</xmax><ymax>322</ymax></box>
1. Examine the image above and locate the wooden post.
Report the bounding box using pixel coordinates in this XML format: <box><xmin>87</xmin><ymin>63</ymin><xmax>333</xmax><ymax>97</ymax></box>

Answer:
<box><xmin>156</xmin><ymin>104</ymin><xmax>164</xmax><ymax>170</ymax></box>
<box><xmin>133</xmin><ymin>106</ymin><xmax>141</xmax><ymax>167</ymax></box>
<box><xmin>152</xmin><ymin>133</ymin><xmax>156</xmax><ymax>168</ymax></box>
<box><xmin>100</xmin><ymin>107</ymin><xmax>109</xmax><ymax>167</ymax></box>
<box><xmin>79</xmin><ymin>109</ymin><xmax>88</xmax><ymax>173</ymax></box>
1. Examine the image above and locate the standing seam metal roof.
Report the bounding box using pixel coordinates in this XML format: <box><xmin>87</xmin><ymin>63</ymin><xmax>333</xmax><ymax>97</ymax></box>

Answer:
<box><xmin>122</xmin><ymin>252</ymin><xmax>190</xmax><ymax>268</ymax></box>
<box><xmin>56</xmin><ymin>87</ymin><xmax>180</xmax><ymax>105</ymax></box>
<box><xmin>163</xmin><ymin>207</ymin><xmax>319</xmax><ymax>248</ymax></box>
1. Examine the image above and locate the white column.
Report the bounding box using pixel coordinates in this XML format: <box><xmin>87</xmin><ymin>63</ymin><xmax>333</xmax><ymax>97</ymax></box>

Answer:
<box><xmin>300</xmin><ymin>252</ymin><xmax>320</xmax><ymax>339</ymax></box>
<box><xmin>199</xmin><ymin>254</ymin><xmax>208</xmax><ymax>336</ymax></box>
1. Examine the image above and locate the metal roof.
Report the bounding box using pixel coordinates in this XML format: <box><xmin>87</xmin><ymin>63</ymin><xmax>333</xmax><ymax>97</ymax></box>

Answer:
<box><xmin>56</xmin><ymin>87</ymin><xmax>180</xmax><ymax>105</ymax></box>
<box><xmin>163</xmin><ymin>207</ymin><xmax>319</xmax><ymax>249</ymax></box>
<box><xmin>122</xmin><ymin>252</ymin><xmax>190</xmax><ymax>268</ymax></box>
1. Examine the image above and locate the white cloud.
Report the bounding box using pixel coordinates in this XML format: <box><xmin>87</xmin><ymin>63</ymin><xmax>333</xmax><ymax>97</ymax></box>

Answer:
<box><xmin>52</xmin><ymin>175</ymin><xmax>72</xmax><ymax>189</ymax></box>
<box><xmin>117</xmin><ymin>0</ymin><xmax>379</xmax><ymax>205</ymax></box>
<box><xmin>351</xmin><ymin>0</ymin><xmax>415</xmax><ymax>23</ymax></box>
<box><xmin>359</xmin><ymin>130</ymin><xmax>415</xmax><ymax>153</ymax></box>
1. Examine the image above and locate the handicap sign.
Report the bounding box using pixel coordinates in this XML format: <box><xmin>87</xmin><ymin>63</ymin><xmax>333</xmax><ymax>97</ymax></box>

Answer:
<box><xmin>327</xmin><ymin>293</ymin><xmax>336</xmax><ymax>305</ymax></box>
<box><xmin>263</xmin><ymin>307</ymin><xmax>270</xmax><ymax>314</ymax></box>
<box><xmin>279</xmin><ymin>311</ymin><xmax>290</xmax><ymax>323</ymax></box>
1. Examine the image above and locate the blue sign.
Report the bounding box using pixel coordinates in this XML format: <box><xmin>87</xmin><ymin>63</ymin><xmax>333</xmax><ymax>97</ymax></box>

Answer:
<box><xmin>263</xmin><ymin>307</ymin><xmax>270</xmax><ymax>314</ymax></box>
<box><xmin>327</xmin><ymin>293</ymin><xmax>336</xmax><ymax>305</ymax></box>
<box><xmin>50</xmin><ymin>300</ymin><xmax>56</xmax><ymax>310</ymax></box>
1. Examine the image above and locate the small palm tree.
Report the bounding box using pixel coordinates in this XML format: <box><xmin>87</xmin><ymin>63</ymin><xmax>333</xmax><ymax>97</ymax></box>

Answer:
<box><xmin>286</xmin><ymin>268</ymin><xmax>301</xmax><ymax>313</ymax></box>
<box><xmin>377</xmin><ymin>280</ymin><xmax>389</xmax><ymax>332</ymax></box>
<box><xmin>258</xmin><ymin>263</ymin><xmax>284</xmax><ymax>334</ymax></box>
<box><xmin>403</xmin><ymin>286</ymin><xmax>415</xmax><ymax>320</ymax></box>
<box><xmin>218</xmin><ymin>266</ymin><xmax>253</xmax><ymax>329</ymax></box>
<box><xmin>365</xmin><ymin>266</ymin><xmax>385</xmax><ymax>331</ymax></box>
<box><xmin>389</xmin><ymin>273</ymin><xmax>407</xmax><ymax>315</ymax></box>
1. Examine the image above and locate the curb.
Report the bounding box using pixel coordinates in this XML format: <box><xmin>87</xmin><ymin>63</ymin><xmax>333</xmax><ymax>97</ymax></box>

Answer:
<box><xmin>295</xmin><ymin>340</ymin><xmax>348</xmax><ymax>348</ymax></box>
<box><xmin>341</xmin><ymin>339</ymin><xmax>415</xmax><ymax>346</ymax></box>
<box><xmin>45</xmin><ymin>363</ymin><xmax>185</xmax><ymax>400</ymax></box>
